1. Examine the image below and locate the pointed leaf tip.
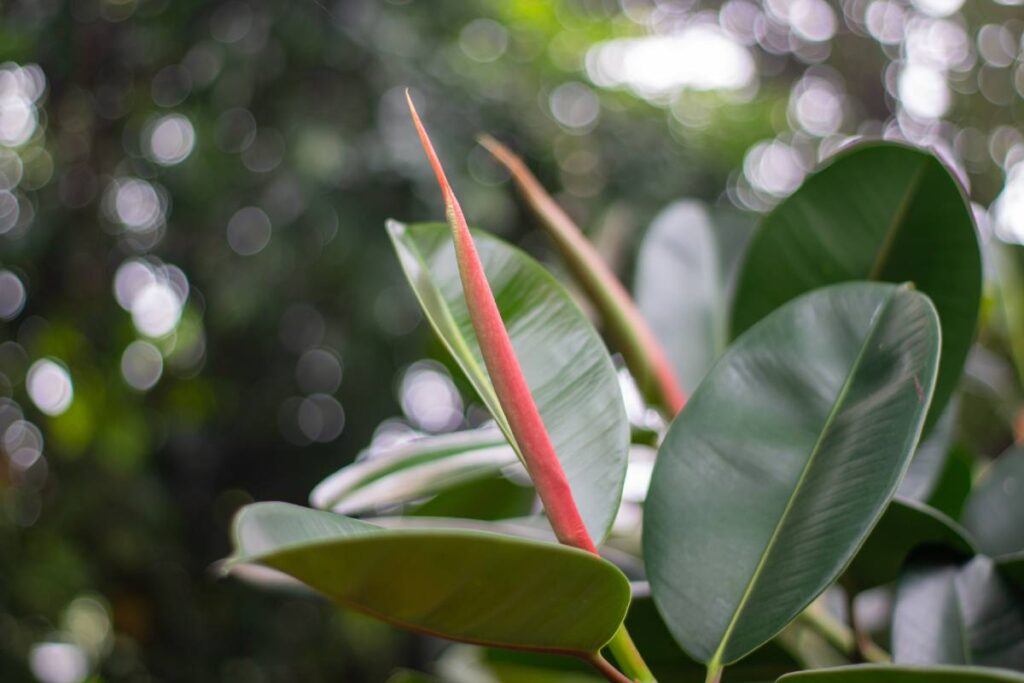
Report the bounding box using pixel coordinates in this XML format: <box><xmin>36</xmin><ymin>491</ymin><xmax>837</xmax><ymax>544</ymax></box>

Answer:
<box><xmin>386</xmin><ymin>219</ymin><xmax>406</xmax><ymax>238</ymax></box>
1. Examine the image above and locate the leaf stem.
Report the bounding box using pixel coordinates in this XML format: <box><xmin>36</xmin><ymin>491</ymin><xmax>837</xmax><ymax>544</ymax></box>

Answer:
<box><xmin>606</xmin><ymin>624</ymin><xmax>656</xmax><ymax>682</ymax></box>
<box><xmin>479</xmin><ymin>134</ymin><xmax>686</xmax><ymax>417</ymax></box>
<box><xmin>796</xmin><ymin>601</ymin><xmax>890</xmax><ymax>664</ymax></box>
<box><xmin>704</xmin><ymin>659</ymin><xmax>724</xmax><ymax>683</ymax></box>
<box><xmin>587</xmin><ymin>653</ymin><xmax>635</xmax><ymax>683</ymax></box>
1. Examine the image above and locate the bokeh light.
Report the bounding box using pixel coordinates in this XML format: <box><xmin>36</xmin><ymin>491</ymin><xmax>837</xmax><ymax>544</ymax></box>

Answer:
<box><xmin>120</xmin><ymin>341</ymin><xmax>164</xmax><ymax>391</ymax></box>
<box><xmin>145</xmin><ymin>113</ymin><xmax>196</xmax><ymax>166</ymax></box>
<box><xmin>0</xmin><ymin>269</ymin><xmax>26</xmax><ymax>320</ymax></box>
<box><xmin>26</xmin><ymin>359</ymin><xmax>73</xmax><ymax>416</ymax></box>
<box><xmin>399</xmin><ymin>361</ymin><xmax>463</xmax><ymax>433</ymax></box>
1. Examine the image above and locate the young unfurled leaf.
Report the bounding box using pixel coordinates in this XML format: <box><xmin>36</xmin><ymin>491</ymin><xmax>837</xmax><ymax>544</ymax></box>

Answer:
<box><xmin>645</xmin><ymin>282</ymin><xmax>941</xmax><ymax>669</ymax></box>
<box><xmin>226</xmin><ymin>502</ymin><xmax>631</xmax><ymax>655</ymax></box>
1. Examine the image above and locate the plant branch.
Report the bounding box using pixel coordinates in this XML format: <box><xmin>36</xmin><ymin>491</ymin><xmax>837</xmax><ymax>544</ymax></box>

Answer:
<box><xmin>479</xmin><ymin>134</ymin><xmax>686</xmax><ymax>417</ymax></box>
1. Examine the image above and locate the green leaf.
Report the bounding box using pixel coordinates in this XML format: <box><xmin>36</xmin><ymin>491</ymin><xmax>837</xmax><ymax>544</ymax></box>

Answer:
<box><xmin>388</xmin><ymin>221</ymin><xmax>630</xmax><ymax>543</ymax></box>
<box><xmin>843</xmin><ymin>497</ymin><xmax>976</xmax><ymax>591</ymax></box>
<box><xmin>963</xmin><ymin>446</ymin><xmax>1024</xmax><ymax>557</ymax></box>
<box><xmin>777</xmin><ymin>665</ymin><xmax>1024</xmax><ymax>682</ymax></box>
<box><xmin>731</xmin><ymin>142</ymin><xmax>980</xmax><ymax>429</ymax></box>
<box><xmin>893</xmin><ymin>556</ymin><xmax>1024</xmax><ymax>670</ymax></box>
<box><xmin>634</xmin><ymin>201</ymin><xmax>725</xmax><ymax>394</ymax></box>
<box><xmin>227</xmin><ymin>502</ymin><xmax>631</xmax><ymax>655</ymax></box>
<box><xmin>644</xmin><ymin>282</ymin><xmax>941</xmax><ymax>666</ymax></box>
<box><xmin>309</xmin><ymin>428</ymin><xmax>518</xmax><ymax>515</ymax></box>
<box><xmin>634</xmin><ymin>201</ymin><xmax>756</xmax><ymax>394</ymax></box>
<box><xmin>927</xmin><ymin>444</ymin><xmax>975</xmax><ymax>521</ymax></box>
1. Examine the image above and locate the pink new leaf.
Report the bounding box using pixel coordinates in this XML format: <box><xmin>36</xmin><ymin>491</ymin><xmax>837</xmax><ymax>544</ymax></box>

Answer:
<box><xmin>479</xmin><ymin>135</ymin><xmax>686</xmax><ymax>417</ymax></box>
<box><xmin>406</xmin><ymin>92</ymin><xmax>597</xmax><ymax>554</ymax></box>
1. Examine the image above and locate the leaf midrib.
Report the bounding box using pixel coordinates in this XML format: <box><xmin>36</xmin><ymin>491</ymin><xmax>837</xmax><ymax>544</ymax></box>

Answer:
<box><xmin>710</xmin><ymin>287</ymin><xmax>900</xmax><ymax>665</ymax></box>
<box><xmin>867</xmin><ymin>160</ymin><xmax>927</xmax><ymax>281</ymax></box>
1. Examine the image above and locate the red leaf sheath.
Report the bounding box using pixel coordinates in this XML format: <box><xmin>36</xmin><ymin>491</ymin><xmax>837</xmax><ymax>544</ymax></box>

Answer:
<box><xmin>406</xmin><ymin>92</ymin><xmax>597</xmax><ymax>554</ymax></box>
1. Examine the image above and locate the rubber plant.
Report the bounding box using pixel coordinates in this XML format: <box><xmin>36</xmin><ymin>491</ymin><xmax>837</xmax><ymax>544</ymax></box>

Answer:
<box><xmin>225</xmin><ymin>98</ymin><xmax>1024</xmax><ymax>683</ymax></box>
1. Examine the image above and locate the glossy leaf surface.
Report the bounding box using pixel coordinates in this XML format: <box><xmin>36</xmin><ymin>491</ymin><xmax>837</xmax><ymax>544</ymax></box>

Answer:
<box><xmin>634</xmin><ymin>200</ymin><xmax>725</xmax><ymax>394</ymax></box>
<box><xmin>388</xmin><ymin>221</ymin><xmax>629</xmax><ymax>543</ymax></box>
<box><xmin>645</xmin><ymin>283</ymin><xmax>941</xmax><ymax>665</ymax></box>
<box><xmin>227</xmin><ymin>502</ymin><xmax>631</xmax><ymax>655</ymax></box>
<box><xmin>778</xmin><ymin>665</ymin><xmax>1024</xmax><ymax>682</ymax></box>
<box><xmin>893</xmin><ymin>555</ymin><xmax>1024</xmax><ymax>670</ymax></box>
<box><xmin>963</xmin><ymin>446</ymin><xmax>1024</xmax><ymax>557</ymax></box>
<box><xmin>843</xmin><ymin>497</ymin><xmax>975</xmax><ymax>590</ymax></box>
<box><xmin>309</xmin><ymin>428</ymin><xmax>517</xmax><ymax>515</ymax></box>
<box><xmin>731</xmin><ymin>143</ymin><xmax>980</xmax><ymax>429</ymax></box>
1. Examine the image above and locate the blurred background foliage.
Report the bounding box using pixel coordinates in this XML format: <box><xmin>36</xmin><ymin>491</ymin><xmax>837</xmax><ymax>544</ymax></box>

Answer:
<box><xmin>0</xmin><ymin>0</ymin><xmax>1022</xmax><ymax>681</ymax></box>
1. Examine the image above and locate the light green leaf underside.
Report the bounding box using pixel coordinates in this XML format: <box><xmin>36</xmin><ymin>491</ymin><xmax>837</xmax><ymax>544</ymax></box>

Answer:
<box><xmin>778</xmin><ymin>665</ymin><xmax>1024</xmax><ymax>682</ymax></box>
<box><xmin>645</xmin><ymin>282</ymin><xmax>941</xmax><ymax>665</ymax></box>
<box><xmin>731</xmin><ymin>142</ymin><xmax>980</xmax><ymax>431</ymax></box>
<box><xmin>309</xmin><ymin>427</ymin><xmax>518</xmax><ymax>515</ymax></box>
<box><xmin>228</xmin><ymin>502</ymin><xmax>630</xmax><ymax>655</ymax></box>
<box><xmin>387</xmin><ymin>221</ymin><xmax>630</xmax><ymax>543</ymax></box>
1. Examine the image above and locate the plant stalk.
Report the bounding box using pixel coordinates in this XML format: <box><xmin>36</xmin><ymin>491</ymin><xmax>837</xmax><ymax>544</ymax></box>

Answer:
<box><xmin>479</xmin><ymin>134</ymin><xmax>686</xmax><ymax>417</ymax></box>
<box><xmin>606</xmin><ymin>624</ymin><xmax>656</xmax><ymax>682</ymax></box>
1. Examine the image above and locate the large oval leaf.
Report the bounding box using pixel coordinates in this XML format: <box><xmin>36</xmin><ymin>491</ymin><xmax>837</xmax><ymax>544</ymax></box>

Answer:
<box><xmin>843</xmin><ymin>497</ymin><xmax>976</xmax><ymax>591</ymax></box>
<box><xmin>227</xmin><ymin>502</ymin><xmax>631</xmax><ymax>655</ymax></box>
<box><xmin>778</xmin><ymin>665</ymin><xmax>1024</xmax><ymax>682</ymax></box>
<box><xmin>731</xmin><ymin>142</ymin><xmax>980</xmax><ymax>429</ymax></box>
<box><xmin>388</xmin><ymin>221</ymin><xmax>629</xmax><ymax>543</ymax></box>
<box><xmin>893</xmin><ymin>555</ymin><xmax>1024</xmax><ymax>670</ymax></box>
<box><xmin>644</xmin><ymin>282</ymin><xmax>941</xmax><ymax>666</ymax></box>
<box><xmin>962</xmin><ymin>446</ymin><xmax>1024</xmax><ymax>557</ymax></box>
